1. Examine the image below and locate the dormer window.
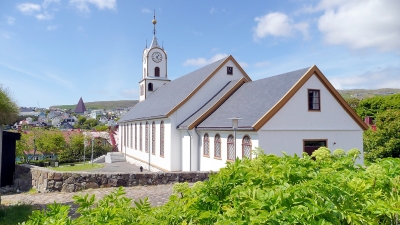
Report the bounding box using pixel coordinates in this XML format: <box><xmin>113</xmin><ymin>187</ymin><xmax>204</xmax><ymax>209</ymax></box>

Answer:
<box><xmin>155</xmin><ymin>67</ymin><xmax>160</xmax><ymax>77</ymax></box>
<box><xmin>227</xmin><ymin>66</ymin><xmax>233</xmax><ymax>75</ymax></box>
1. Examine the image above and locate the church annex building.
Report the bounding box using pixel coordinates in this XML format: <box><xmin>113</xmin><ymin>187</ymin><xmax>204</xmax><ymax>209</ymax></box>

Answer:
<box><xmin>118</xmin><ymin>18</ymin><xmax>368</xmax><ymax>172</ymax></box>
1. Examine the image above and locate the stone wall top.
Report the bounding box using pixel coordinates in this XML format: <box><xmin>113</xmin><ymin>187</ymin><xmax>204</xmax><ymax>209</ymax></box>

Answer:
<box><xmin>14</xmin><ymin>164</ymin><xmax>211</xmax><ymax>193</ymax></box>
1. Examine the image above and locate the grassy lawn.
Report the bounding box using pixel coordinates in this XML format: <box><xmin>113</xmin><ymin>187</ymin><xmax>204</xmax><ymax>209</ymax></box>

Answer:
<box><xmin>48</xmin><ymin>162</ymin><xmax>104</xmax><ymax>172</ymax></box>
<box><xmin>0</xmin><ymin>205</ymin><xmax>32</xmax><ymax>225</ymax></box>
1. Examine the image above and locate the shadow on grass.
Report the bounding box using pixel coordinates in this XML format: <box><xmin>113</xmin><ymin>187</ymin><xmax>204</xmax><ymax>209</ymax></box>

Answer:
<box><xmin>0</xmin><ymin>204</ymin><xmax>33</xmax><ymax>225</ymax></box>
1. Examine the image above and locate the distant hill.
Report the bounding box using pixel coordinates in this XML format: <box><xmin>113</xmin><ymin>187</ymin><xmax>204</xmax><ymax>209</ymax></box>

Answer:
<box><xmin>51</xmin><ymin>100</ymin><xmax>139</xmax><ymax>110</ymax></box>
<box><xmin>337</xmin><ymin>88</ymin><xmax>400</xmax><ymax>99</ymax></box>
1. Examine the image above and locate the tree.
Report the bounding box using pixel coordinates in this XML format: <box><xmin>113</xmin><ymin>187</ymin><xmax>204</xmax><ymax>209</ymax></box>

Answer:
<box><xmin>344</xmin><ymin>97</ymin><xmax>361</xmax><ymax>111</ymax></box>
<box><xmin>364</xmin><ymin>109</ymin><xmax>400</xmax><ymax>162</ymax></box>
<box><xmin>35</xmin><ymin>130</ymin><xmax>66</xmax><ymax>155</ymax></box>
<box><xmin>0</xmin><ymin>85</ymin><xmax>19</xmax><ymax>125</ymax></box>
<box><xmin>84</xmin><ymin>118</ymin><xmax>98</xmax><ymax>129</ymax></box>
<box><xmin>78</xmin><ymin>116</ymin><xmax>86</xmax><ymax>125</ymax></box>
<box><xmin>356</xmin><ymin>93</ymin><xmax>400</xmax><ymax>119</ymax></box>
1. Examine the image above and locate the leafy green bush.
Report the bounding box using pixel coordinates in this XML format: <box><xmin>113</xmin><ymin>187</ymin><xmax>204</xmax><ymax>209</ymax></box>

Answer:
<box><xmin>21</xmin><ymin>148</ymin><xmax>400</xmax><ymax>224</ymax></box>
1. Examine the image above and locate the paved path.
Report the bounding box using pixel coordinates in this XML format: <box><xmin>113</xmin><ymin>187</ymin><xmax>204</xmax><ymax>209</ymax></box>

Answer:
<box><xmin>2</xmin><ymin>184</ymin><xmax>174</xmax><ymax>218</ymax></box>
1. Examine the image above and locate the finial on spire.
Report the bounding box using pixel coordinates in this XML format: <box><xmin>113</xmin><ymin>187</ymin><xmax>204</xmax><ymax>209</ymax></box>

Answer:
<box><xmin>152</xmin><ymin>10</ymin><xmax>157</xmax><ymax>36</ymax></box>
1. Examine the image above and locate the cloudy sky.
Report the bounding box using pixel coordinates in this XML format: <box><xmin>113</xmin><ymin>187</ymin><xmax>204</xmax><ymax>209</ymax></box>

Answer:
<box><xmin>1</xmin><ymin>0</ymin><xmax>399</xmax><ymax>108</ymax></box>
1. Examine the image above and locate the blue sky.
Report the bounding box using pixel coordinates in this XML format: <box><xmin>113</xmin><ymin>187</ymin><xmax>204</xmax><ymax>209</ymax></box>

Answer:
<box><xmin>1</xmin><ymin>0</ymin><xmax>399</xmax><ymax>108</ymax></box>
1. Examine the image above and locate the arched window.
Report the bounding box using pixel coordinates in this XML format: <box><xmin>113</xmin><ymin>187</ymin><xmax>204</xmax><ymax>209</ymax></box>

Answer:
<box><xmin>135</xmin><ymin>123</ymin><xmax>137</xmax><ymax>150</ymax></box>
<box><xmin>155</xmin><ymin>67</ymin><xmax>160</xmax><ymax>77</ymax></box>
<box><xmin>214</xmin><ymin>134</ymin><xmax>221</xmax><ymax>158</ymax></box>
<box><xmin>242</xmin><ymin>135</ymin><xmax>252</xmax><ymax>159</ymax></box>
<box><xmin>139</xmin><ymin>123</ymin><xmax>142</xmax><ymax>151</ymax></box>
<box><xmin>203</xmin><ymin>133</ymin><xmax>209</xmax><ymax>156</ymax></box>
<box><xmin>160</xmin><ymin>121</ymin><xmax>164</xmax><ymax>157</ymax></box>
<box><xmin>145</xmin><ymin>122</ymin><xmax>149</xmax><ymax>153</ymax></box>
<box><xmin>152</xmin><ymin>122</ymin><xmax>156</xmax><ymax>155</ymax></box>
<box><xmin>148</xmin><ymin>83</ymin><xmax>153</xmax><ymax>91</ymax></box>
<box><xmin>227</xmin><ymin>135</ymin><xmax>235</xmax><ymax>161</ymax></box>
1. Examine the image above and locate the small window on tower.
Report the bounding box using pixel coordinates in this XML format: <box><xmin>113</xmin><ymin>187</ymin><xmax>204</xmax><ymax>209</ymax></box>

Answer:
<box><xmin>148</xmin><ymin>83</ymin><xmax>153</xmax><ymax>91</ymax></box>
<box><xmin>227</xmin><ymin>66</ymin><xmax>233</xmax><ymax>75</ymax></box>
<box><xmin>155</xmin><ymin>67</ymin><xmax>160</xmax><ymax>77</ymax></box>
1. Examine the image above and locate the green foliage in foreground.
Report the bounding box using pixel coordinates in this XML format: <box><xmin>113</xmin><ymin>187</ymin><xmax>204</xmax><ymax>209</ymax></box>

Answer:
<box><xmin>0</xmin><ymin>204</ymin><xmax>32</xmax><ymax>225</ymax></box>
<box><xmin>21</xmin><ymin>148</ymin><xmax>400</xmax><ymax>224</ymax></box>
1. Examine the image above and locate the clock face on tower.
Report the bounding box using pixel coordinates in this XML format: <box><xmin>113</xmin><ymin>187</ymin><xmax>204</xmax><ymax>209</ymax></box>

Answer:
<box><xmin>152</xmin><ymin>52</ymin><xmax>162</xmax><ymax>63</ymax></box>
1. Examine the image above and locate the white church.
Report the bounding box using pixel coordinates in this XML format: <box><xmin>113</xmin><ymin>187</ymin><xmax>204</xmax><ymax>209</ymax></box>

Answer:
<box><xmin>118</xmin><ymin>16</ymin><xmax>368</xmax><ymax>172</ymax></box>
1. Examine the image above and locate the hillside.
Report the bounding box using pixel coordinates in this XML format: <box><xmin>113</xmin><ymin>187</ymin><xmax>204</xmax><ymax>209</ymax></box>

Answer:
<box><xmin>337</xmin><ymin>88</ymin><xmax>400</xmax><ymax>99</ymax></box>
<box><xmin>51</xmin><ymin>100</ymin><xmax>139</xmax><ymax>110</ymax></box>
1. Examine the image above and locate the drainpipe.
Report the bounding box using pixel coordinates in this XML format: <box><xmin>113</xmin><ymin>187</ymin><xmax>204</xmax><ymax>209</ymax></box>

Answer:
<box><xmin>194</xmin><ymin>128</ymin><xmax>201</xmax><ymax>171</ymax></box>
<box><xmin>186</xmin><ymin>129</ymin><xmax>192</xmax><ymax>171</ymax></box>
<box><xmin>145</xmin><ymin>119</ymin><xmax>150</xmax><ymax>171</ymax></box>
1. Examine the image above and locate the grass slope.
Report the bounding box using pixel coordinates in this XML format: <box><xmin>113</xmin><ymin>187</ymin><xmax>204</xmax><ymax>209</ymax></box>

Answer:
<box><xmin>51</xmin><ymin>100</ymin><xmax>138</xmax><ymax>110</ymax></box>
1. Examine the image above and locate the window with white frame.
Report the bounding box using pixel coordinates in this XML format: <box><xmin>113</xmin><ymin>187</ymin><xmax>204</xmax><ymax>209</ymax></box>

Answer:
<box><xmin>242</xmin><ymin>135</ymin><xmax>252</xmax><ymax>159</ymax></box>
<box><xmin>214</xmin><ymin>134</ymin><xmax>221</xmax><ymax>158</ymax></box>
<box><xmin>203</xmin><ymin>133</ymin><xmax>209</xmax><ymax>156</ymax></box>
<box><xmin>227</xmin><ymin>135</ymin><xmax>235</xmax><ymax>161</ymax></box>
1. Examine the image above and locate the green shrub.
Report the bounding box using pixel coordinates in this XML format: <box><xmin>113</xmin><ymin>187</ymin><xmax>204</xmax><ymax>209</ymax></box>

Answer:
<box><xmin>21</xmin><ymin>148</ymin><xmax>400</xmax><ymax>224</ymax></box>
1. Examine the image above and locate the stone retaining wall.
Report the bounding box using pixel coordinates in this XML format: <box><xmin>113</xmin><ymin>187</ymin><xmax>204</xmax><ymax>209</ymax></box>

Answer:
<box><xmin>13</xmin><ymin>164</ymin><xmax>210</xmax><ymax>193</ymax></box>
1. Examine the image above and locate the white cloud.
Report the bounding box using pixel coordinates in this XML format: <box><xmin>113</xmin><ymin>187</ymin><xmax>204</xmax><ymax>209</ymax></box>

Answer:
<box><xmin>316</xmin><ymin>0</ymin><xmax>400</xmax><ymax>52</ymax></box>
<box><xmin>209</xmin><ymin>7</ymin><xmax>216</xmax><ymax>14</ymax></box>
<box><xmin>330</xmin><ymin>65</ymin><xmax>400</xmax><ymax>89</ymax></box>
<box><xmin>1</xmin><ymin>33</ymin><xmax>10</xmax><ymax>39</ymax></box>
<box><xmin>36</xmin><ymin>12</ymin><xmax>53</xmax><ymax>20</ymax></box>
<box><xmin>183</xmin><ymin>53</ymin><xmax>228</xmax><ymax>66</ymax></box>
<box><xmin>16</xmin><ymin>3</ymin><xmax>41</xmax><ymax>14</ymax></box>
<box><xmin>141</xmin><ymin>8</ymin><xmax>151</xmax><ymax>13</ymax></box>
<box><xmin>69</xmin><ymin>0</ymin><xmax>117</xmax><ymax>12</ymax></box>
<box><xmin>238</xmin><ymin>61</ymin><xmax>249</xmax><ymax>68</ymax></box>
<box><xmin>43</xmin><ymin>0</ymin><xmax>60</xmax><ymax>9</ymax></box>
<box><xmin>122</xmin><ymin>88</ymin><xmax>138</xmax><ymax>98</ymax></box>
<box><xmin>253</xmin><ymin>12</ymin><xmax>309</xmax><ymax>40</ymax></box>
<box><xmin>255</xmin><ymin>60</ymin><xmax>270</xmax><ymax>67</ymax></box>
<box><xmin>47</xmin><ymin>25</ymin><xmax>58</xmax><ymax>30</ymax></box>
<box><xmin>6</xmin><ymin>16</ymin><xmax>15</xmax><ymax>25</ymax></box>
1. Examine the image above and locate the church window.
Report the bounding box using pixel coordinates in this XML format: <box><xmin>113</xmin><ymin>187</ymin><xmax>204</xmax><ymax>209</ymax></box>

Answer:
<box><xmin>152</xmin><ymin>122</ymin><xmax>156</xmax><ymax>155</ymax></box>
<box><xmin>140</xmin><ymin>123</ymin><xmax>142</xmax><ymax>151</ymax></box>
<box><xmin>242</xmin><ymin>135</ymin><xmax>252</xmax><ymax>159</ymax></box>
<box><xmin>308</xmin><ymin>89</ymin><xmax>320</xmax><ymax>111</ymax></box>
<box><xmin>145</xmin><ymin>122</ymin><xmax>149</xmax><ymax>153</ymax></box>
<box><xmin>160</xmin><ymin>121</ymin><xmax>164</xmax><ymax>157</ymax></box>
<box><xmin>203</xmin><ymin>133</ymin><xmax>209</xmax><ymax>156</ymax></box>
<box><xmin>155</xmin><ymin>67</ymin><xmax>160</xmax><ymax>77</ymax></box>
<box><xmin>124</xmin><ymin>124</ymin><xmax>126</xmax><ymax>147</ymax></box>
<box><xmin>214</xmin><ymin>134</ymin><xmax>221</xmax><ymax>158</ymax></box>
<box><xmin>130</xmin><ymin>124</ymin><xmax>133</xmax><ymax>149</ymax></box>
<box><xmin>227</xmin><ymin>135</ymin><xmax>235</xmax><ymax>161</ymax></box>
<box><xmin>227</xmin><ymin>66</ymin><xmax>233</xmax><ymax>75</ymax></box>
<box><xmin>148</xmin><ymin>83</ymin><xmax>153</xmax><ymax>91</ymax></box>
<box><xmin>135</xmin><ymin>123</ymin><xmax>137</xmax><ymax>150</ymax></box>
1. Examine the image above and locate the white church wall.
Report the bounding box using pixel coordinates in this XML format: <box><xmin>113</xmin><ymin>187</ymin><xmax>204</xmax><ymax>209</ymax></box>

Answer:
<box><xmin>175</xmin><ymin>59</ymin><xmax>248</xmax><ymax>125</ymax></box>
<box><xmin>262</xmin><ymin>74</ymin><xmax>361</xmax><ymax>131</ymax></box>
<box><xmin>259</xmin><ymin>73</ymin><xmax>364</xmax><ymax>164</ymax></box>
<box><xmin>257</xmin><ymin>130</ymin><xmax>364</xmax><ymax>164</ymax></box>
<box><xmin>169</xmin><ymin>113</ymin><xmax>182</xmax><ymax>171</ymax></box>
<box><xmin>181</xmin><ymin>129</ymin><xmax>200</xmax><ymax>171</ymax></box>
<box><xmin>120</xmin><ymin>119</ymin><xmax>176</xmax><ymax>171</ymax></box>
<box><xmin>196</xmin><ymin>131</ymin><xmax>259</xmax><ymax>171</ymax></box>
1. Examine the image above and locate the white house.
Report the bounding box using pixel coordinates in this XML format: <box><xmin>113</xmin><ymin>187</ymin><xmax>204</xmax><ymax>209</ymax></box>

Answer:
<box><xmin>118</xmin><ymin>17</ymin><xmax>368</xmax><ymax>172</ymax></box>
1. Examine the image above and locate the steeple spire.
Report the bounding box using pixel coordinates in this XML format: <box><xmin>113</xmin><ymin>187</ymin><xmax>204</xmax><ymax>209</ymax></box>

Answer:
<box><xmin>150</xmin><ymin>10</ymin><xmax>159</xmax><ymax>48</ymax></box>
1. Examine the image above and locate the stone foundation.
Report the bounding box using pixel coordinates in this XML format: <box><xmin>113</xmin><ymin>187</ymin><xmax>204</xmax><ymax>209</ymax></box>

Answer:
<box><xmin>13</xmin><ymin>164</ymin><xmax>210</xmax><ymax>193</ymax></box>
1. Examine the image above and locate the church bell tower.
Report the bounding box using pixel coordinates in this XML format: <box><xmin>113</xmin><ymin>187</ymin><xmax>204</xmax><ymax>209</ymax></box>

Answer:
<box><xmin>139</xmin><ymin>11</ymin><xmax>170</xmax><ymax>102</ymax></box>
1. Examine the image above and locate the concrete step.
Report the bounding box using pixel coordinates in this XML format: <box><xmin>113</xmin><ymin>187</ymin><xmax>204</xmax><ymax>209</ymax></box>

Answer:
<box><xmin>105</xmin><ymin>152</ymin><xmax>126</xmax><ymax>163</ymax></box>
